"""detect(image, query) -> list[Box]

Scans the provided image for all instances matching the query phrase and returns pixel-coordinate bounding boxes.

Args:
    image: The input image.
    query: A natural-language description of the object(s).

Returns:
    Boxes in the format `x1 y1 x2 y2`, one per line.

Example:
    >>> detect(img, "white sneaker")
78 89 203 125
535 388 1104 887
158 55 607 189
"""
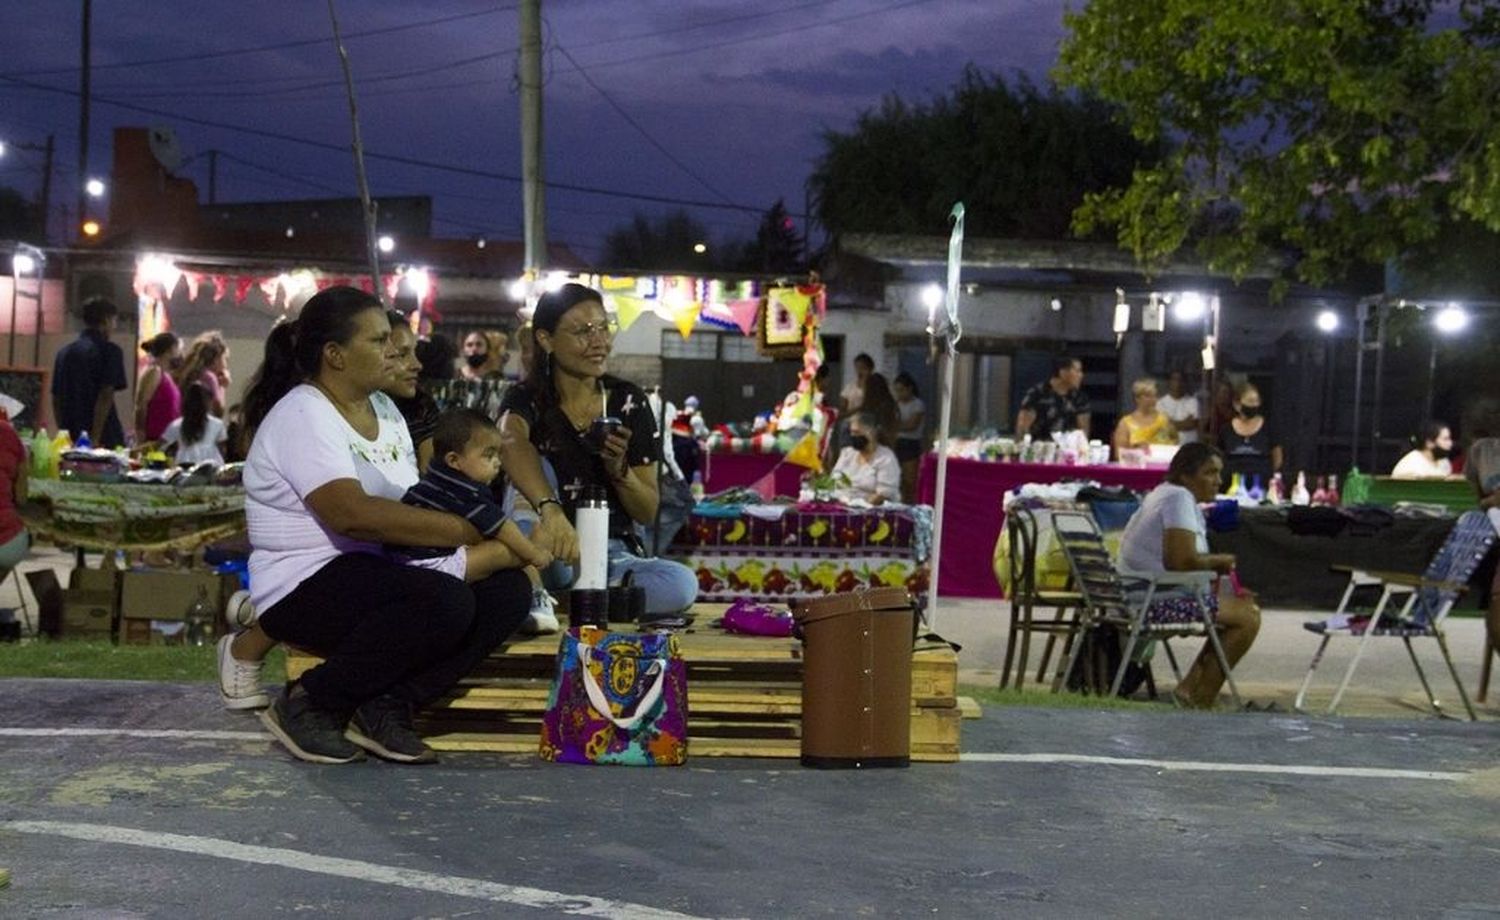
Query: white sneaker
522 590 560 635
217 634 269 710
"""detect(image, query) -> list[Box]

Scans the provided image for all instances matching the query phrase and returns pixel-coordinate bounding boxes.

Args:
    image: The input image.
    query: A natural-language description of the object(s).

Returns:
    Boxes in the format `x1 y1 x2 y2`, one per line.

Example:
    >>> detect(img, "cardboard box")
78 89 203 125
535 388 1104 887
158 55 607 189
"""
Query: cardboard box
121 618 190 646
25 570 63 637
61 590 115 638
119 569 235 624
69 554 120 595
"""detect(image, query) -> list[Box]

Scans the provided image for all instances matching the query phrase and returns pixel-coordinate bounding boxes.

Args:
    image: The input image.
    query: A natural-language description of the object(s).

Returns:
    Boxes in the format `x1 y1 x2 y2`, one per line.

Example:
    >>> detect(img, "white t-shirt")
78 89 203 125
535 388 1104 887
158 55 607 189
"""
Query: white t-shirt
896 396 926 442
1157 394 1200 444
832 445 901 503
841 380 865 412
162 415 226 465
1390 450 1452 479
245 385 418 612
1120 483 1207 577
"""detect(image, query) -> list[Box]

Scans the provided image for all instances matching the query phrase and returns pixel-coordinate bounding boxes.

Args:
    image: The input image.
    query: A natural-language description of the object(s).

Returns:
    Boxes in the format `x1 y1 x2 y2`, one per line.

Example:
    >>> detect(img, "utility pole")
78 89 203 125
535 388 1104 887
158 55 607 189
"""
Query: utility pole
519 0 545 275
77 0 92 239
38 135 55 243
207 149 218 204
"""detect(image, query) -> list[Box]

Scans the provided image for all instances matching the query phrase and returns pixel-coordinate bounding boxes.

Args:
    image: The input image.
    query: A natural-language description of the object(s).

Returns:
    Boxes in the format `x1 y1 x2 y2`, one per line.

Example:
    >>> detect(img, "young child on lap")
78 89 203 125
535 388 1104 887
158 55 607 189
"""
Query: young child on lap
397 408 552 581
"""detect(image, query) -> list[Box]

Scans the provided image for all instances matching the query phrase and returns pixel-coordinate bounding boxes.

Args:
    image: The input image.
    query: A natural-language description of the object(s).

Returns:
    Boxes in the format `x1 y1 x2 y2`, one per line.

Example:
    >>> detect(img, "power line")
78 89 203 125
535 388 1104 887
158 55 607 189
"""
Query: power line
0 4 515 79
551 39 736 207
0 74 785 216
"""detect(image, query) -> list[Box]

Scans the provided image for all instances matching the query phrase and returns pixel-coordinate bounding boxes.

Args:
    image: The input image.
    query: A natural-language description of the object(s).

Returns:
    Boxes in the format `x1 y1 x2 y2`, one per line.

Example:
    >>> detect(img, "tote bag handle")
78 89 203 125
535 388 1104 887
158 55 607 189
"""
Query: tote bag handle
577 644 669 730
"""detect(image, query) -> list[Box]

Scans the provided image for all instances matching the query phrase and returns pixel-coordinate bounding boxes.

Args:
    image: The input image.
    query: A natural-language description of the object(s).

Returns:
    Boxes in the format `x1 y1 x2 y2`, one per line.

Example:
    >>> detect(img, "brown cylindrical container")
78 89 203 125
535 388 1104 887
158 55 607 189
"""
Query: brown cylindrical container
793 587 914 769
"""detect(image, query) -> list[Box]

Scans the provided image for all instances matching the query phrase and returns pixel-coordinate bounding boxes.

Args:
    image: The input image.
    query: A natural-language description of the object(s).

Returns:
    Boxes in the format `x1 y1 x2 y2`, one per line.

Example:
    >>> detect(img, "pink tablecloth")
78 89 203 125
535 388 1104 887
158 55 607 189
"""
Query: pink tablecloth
916 455 1167 598
702 452 804 498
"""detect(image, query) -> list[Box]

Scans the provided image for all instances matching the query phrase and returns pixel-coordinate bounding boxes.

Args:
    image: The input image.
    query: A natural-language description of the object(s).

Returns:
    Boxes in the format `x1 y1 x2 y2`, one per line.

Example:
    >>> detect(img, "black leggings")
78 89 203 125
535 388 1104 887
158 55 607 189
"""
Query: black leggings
258 553 531 714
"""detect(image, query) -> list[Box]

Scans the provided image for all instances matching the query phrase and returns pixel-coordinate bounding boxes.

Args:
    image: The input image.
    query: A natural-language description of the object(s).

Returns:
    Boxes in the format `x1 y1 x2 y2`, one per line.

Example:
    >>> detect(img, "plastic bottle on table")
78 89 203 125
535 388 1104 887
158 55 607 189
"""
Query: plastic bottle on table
1267 472 1284 505
1291 472 1311 506
1325 474 1340 507
1246 474 1265 503
75 430 91 450
690 470 705 503
29 429 51 478
1311 475 1329 505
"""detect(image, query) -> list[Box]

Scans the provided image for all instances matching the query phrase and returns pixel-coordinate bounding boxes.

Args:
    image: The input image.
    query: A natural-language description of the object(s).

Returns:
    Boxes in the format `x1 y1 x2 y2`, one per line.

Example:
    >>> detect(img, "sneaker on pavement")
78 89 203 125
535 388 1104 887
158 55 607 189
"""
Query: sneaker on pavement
218 634 269 710
344 695 437 764
522 589 560 634
258 682 363 764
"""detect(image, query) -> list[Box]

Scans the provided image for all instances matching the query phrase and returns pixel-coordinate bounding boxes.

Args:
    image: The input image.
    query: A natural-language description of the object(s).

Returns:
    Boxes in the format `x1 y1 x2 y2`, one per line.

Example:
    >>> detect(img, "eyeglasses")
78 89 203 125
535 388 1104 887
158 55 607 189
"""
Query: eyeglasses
562 320 618 342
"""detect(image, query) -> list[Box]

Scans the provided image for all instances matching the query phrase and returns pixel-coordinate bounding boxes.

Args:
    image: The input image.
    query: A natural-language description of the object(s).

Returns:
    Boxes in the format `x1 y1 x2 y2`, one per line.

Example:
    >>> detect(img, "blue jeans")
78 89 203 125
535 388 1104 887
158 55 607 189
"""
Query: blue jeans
505 462 699 616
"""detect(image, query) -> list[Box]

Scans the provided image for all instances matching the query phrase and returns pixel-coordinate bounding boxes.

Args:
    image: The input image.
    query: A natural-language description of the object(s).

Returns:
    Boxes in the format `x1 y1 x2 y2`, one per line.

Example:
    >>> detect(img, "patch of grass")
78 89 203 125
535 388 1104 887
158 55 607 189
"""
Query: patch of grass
960 683 1168 712
0 639 287 684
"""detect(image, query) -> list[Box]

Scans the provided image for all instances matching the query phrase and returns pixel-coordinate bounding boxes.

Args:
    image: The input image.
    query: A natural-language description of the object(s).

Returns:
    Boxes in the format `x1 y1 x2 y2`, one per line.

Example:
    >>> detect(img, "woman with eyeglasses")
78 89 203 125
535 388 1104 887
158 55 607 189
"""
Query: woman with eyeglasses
498 283 698 619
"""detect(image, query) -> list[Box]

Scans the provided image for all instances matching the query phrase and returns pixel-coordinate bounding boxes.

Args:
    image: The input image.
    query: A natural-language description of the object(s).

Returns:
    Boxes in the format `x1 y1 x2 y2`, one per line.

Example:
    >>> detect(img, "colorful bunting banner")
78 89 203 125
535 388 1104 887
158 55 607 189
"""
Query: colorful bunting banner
611 294 648 332
784 432 822 472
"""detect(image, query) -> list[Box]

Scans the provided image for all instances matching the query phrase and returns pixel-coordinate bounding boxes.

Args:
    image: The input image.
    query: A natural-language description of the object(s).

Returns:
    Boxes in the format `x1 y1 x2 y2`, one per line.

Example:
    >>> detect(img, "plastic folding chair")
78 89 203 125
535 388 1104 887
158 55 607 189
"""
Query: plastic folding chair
1294 508 1499 720
999 506 1084 690
1052 511 1241 707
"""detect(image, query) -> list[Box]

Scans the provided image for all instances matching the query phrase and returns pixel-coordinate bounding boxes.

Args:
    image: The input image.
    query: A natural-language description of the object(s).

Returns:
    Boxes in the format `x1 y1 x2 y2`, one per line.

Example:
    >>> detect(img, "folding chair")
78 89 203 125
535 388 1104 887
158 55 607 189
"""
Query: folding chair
999 506 1084 690
1294 508 1498 720
1052 511 1241 707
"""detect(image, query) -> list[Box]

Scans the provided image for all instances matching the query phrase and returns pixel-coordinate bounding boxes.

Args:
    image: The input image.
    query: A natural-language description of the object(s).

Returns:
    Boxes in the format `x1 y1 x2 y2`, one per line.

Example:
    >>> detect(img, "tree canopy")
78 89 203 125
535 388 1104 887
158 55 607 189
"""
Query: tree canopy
600 210 714 272
808 67 1160 240
1056 0 1500 293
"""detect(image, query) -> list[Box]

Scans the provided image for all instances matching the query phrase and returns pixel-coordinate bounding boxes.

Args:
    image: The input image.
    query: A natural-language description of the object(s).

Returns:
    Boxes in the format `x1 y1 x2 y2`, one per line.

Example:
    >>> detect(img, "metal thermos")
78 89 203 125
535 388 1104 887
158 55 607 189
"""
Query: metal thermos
570 486 610 627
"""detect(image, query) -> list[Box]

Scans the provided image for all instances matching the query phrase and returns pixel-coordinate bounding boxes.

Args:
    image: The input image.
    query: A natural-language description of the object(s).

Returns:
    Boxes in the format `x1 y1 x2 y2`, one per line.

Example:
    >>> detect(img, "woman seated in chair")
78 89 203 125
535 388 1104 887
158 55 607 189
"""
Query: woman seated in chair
1119 442 1260 708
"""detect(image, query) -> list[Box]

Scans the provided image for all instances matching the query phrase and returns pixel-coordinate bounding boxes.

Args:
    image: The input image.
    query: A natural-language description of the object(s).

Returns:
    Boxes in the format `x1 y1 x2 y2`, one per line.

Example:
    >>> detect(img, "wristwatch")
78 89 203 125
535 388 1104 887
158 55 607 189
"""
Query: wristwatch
536 497 563 514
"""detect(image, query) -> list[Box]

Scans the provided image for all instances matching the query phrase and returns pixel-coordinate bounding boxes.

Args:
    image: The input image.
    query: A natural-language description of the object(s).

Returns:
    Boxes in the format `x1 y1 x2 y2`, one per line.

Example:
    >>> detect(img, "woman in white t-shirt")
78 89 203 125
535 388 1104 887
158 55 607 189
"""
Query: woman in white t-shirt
225 287 531 766
1390 420 1455 479
831 411 901 505
161 382 227 465
1119 442 1260 708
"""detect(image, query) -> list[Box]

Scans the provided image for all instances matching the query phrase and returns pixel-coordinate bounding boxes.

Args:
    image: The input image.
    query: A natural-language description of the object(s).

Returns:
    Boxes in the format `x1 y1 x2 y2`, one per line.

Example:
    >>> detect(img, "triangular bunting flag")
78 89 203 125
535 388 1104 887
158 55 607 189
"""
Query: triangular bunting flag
612 294 647 332
727 297 760 335
601 275 636 292
749 469 778 502
785 432 822 472
673 300 702 339
771 287 812 325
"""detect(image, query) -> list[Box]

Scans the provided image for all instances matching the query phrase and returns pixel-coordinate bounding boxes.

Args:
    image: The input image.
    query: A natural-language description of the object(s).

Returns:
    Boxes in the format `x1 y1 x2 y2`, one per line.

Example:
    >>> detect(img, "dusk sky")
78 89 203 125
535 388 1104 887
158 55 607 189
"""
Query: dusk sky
0 0 1070 263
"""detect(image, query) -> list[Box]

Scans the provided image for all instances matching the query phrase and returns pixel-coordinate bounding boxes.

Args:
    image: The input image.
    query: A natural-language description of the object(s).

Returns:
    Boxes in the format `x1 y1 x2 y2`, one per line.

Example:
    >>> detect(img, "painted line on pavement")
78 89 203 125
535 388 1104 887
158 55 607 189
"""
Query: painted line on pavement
959 752 1468 781
0 727 267 741
4 821 714 920
0 728 1469 782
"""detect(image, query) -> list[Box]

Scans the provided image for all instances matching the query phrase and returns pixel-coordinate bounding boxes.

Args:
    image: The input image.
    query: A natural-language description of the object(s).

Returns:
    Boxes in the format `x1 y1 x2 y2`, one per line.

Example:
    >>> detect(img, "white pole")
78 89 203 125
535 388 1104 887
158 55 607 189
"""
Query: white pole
923 203 965 629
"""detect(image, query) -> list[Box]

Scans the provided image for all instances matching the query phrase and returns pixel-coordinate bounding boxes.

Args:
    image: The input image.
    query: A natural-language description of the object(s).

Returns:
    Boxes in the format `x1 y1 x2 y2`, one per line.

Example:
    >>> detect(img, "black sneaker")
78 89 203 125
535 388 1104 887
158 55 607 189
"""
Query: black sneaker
345 694 438 764
258 682 364 764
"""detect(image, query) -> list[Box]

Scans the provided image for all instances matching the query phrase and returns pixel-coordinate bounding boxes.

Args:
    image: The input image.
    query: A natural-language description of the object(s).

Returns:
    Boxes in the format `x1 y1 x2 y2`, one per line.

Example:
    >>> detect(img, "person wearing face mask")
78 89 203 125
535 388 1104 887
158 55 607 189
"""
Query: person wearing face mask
831 411 901 505
458 331 502 381
1216 381 1282 489
1391 420 1456 479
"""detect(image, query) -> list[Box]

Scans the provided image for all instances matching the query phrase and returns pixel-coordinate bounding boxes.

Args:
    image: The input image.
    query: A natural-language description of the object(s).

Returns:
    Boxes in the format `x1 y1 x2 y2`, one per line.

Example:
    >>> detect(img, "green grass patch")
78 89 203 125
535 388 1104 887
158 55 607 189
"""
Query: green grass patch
0 639 287 684
960 683 1168 712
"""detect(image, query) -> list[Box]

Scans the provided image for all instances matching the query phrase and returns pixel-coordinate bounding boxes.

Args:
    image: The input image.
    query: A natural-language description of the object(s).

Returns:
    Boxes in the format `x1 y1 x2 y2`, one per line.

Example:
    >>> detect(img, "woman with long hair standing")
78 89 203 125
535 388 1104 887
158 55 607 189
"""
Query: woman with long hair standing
162 382 227 465
134 332 181 443
177 331 230 417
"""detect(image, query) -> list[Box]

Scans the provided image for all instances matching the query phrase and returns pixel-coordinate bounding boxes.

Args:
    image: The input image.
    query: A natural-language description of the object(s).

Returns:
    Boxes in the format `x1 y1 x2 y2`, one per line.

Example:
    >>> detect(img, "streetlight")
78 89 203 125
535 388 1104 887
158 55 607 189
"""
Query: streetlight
692 242 707 254
1316 309 1339 332
84 177 106 198
8 242 45 365
1172 290 1207 322
377 235 395 254
1426 303 1470 421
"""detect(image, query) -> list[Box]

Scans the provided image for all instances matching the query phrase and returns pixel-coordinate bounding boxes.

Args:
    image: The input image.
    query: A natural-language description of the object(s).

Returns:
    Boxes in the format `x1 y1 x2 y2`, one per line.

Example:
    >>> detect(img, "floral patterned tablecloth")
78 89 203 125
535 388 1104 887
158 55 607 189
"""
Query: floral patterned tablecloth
22 479 246 552
666 504 931 608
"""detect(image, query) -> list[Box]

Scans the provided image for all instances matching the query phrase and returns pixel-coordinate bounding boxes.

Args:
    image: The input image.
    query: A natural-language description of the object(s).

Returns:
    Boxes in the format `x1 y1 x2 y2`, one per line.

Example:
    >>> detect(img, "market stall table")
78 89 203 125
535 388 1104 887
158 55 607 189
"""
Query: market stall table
1207 506 1483 609
21 478 246 552
667 503 931 607
701 452 804 497
917 454 1167 598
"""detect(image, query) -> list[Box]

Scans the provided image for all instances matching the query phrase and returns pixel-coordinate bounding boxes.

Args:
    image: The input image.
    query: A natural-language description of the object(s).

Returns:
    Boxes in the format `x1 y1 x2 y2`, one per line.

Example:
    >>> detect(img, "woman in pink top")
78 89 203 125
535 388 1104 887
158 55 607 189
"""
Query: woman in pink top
134 332 181 442
177 332 230 417
0 415 29 586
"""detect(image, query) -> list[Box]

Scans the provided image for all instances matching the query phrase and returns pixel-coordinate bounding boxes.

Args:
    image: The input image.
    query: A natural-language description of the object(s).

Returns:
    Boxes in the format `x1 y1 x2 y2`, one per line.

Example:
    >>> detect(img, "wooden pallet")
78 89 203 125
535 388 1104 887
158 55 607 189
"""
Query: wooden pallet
285 615 975 762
